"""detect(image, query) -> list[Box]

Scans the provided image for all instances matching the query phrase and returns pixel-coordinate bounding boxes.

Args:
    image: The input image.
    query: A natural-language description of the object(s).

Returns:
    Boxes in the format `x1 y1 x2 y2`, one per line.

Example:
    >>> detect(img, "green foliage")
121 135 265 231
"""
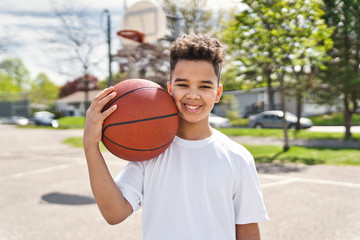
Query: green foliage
0 58 31 101
320 0 360 138
221 0 333 94
0 72 20 101
0 58 31 90
30 73 59 105
218 94 240 120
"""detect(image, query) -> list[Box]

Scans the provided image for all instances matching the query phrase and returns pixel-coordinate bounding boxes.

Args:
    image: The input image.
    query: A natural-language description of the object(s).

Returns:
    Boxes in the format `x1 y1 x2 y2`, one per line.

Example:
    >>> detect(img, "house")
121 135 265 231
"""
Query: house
56 90 101 116
213 87 340 118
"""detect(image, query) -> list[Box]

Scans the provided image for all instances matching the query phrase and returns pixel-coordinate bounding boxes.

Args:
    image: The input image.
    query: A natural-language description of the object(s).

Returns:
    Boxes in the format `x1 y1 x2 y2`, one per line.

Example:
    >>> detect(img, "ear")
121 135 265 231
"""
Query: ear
167 81 172 95
215 83 223 103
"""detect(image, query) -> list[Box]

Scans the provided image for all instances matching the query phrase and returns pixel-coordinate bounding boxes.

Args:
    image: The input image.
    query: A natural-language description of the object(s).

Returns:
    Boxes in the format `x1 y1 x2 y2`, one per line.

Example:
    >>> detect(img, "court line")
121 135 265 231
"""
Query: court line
261 174 360 189
0 156 125 181
0 161 84 180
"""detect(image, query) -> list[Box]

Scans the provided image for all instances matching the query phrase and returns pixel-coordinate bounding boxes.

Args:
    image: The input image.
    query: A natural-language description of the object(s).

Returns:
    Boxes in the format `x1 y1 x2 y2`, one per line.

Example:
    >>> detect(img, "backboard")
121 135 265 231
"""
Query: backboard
119 0 167 44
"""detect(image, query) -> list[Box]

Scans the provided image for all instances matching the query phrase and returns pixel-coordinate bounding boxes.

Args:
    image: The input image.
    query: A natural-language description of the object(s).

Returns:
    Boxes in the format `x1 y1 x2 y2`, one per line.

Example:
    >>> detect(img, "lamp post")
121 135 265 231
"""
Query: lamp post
103 9 113 87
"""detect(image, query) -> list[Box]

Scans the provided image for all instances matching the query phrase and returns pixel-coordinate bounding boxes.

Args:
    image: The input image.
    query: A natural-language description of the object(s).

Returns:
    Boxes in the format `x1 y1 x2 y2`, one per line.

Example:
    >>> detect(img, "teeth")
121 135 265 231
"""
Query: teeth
186 104 199 110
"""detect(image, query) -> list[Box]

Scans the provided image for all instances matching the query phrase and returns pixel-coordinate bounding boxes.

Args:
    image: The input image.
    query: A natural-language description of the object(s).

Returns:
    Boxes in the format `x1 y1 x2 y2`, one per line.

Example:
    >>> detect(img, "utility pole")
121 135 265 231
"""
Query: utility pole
104 9 113 87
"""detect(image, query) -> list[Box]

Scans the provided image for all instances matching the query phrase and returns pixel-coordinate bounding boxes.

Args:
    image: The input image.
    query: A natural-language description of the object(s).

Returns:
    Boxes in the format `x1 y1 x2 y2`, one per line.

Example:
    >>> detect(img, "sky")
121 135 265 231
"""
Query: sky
0 0 242 86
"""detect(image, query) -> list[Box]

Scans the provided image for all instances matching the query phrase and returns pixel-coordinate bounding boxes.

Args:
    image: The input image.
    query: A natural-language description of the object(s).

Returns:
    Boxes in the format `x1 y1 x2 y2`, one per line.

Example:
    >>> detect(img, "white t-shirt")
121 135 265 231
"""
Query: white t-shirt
115 130 268 240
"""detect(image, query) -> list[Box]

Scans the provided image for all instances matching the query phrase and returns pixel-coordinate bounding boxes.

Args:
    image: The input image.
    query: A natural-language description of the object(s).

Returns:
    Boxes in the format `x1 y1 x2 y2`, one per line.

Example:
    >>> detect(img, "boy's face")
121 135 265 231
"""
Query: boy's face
167 60 223 126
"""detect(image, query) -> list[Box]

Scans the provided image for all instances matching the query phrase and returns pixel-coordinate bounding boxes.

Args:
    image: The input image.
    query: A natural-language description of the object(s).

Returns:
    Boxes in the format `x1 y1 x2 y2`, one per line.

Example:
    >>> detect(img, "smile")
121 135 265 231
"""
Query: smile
184 104 201 111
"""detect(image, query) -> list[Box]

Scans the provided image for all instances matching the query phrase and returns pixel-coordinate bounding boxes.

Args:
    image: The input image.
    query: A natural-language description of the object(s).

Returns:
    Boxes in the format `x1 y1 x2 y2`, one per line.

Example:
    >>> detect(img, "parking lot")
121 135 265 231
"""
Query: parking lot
0 124 359 240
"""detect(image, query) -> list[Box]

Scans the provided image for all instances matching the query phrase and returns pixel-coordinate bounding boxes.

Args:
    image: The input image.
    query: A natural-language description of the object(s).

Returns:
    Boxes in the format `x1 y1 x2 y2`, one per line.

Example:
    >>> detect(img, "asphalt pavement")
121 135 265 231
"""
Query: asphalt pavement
0 124 359 240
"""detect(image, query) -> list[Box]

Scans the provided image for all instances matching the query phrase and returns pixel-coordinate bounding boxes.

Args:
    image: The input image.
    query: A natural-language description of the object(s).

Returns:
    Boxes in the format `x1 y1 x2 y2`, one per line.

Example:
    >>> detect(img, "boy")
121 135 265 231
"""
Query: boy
83 34 268 240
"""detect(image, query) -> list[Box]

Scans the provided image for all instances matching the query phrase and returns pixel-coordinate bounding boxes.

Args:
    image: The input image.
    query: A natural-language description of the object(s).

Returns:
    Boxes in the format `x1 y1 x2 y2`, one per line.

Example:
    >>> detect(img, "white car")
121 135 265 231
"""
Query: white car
209 113 231 128
1 116 29 126
248 110 312 129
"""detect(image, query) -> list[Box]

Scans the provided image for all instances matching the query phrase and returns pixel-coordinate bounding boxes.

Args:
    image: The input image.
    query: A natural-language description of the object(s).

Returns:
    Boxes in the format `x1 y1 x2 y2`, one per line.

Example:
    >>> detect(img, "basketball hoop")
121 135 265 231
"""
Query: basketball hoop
118 1 166 44
117 30 145 43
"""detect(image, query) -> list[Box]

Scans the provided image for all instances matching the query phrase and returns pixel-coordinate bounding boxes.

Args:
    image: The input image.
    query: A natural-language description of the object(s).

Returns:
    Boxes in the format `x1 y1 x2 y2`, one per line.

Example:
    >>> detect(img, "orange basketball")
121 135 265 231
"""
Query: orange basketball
102 79 179 161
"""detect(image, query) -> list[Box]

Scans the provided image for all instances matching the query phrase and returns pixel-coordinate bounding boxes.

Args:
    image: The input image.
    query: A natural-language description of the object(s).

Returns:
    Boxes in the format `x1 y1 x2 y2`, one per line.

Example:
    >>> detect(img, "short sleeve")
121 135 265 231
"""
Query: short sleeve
114 162 144 213
233 158 269 224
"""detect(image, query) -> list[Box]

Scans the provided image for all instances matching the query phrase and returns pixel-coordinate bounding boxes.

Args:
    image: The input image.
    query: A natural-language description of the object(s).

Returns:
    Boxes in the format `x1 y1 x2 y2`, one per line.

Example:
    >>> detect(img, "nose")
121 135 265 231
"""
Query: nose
185 88 200 99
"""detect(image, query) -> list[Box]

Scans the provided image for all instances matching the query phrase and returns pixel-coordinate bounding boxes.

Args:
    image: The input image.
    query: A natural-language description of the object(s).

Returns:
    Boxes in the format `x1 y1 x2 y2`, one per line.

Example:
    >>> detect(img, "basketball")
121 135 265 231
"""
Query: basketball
101 79 179 161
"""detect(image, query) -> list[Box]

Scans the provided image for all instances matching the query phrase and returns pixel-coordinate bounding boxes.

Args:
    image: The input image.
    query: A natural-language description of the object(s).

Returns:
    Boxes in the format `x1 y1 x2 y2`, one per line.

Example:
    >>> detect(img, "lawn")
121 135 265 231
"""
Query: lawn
61 115 360 166
218 128 360 141
64 134 360 166
244 145 360 166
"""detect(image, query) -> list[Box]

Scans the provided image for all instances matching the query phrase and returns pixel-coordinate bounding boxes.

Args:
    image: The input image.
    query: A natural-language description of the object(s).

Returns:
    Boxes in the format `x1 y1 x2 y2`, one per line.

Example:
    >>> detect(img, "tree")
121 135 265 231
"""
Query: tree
158 0 225 39
59 75 99 98
222 0 333 150
0 58 31 90
321 0 360 139
48 0 103 111
30 73 59 105
113 43 170 88
113 0 226 89
0 58 31 101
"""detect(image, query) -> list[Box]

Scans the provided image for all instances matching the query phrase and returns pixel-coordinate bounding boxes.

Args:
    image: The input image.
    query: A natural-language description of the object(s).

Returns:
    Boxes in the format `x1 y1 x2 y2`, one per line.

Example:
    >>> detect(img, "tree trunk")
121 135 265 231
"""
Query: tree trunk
344 95 352 139
296 90 302 131
265 70 274 110
84 73 90 115
280 74 289 151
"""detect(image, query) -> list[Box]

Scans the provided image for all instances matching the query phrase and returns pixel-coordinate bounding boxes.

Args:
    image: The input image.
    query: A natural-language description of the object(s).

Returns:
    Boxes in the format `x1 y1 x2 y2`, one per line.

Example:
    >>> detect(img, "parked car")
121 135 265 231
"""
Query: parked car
33 111 59 128
209 113 231 128
248 110 312 129
0 116 29 126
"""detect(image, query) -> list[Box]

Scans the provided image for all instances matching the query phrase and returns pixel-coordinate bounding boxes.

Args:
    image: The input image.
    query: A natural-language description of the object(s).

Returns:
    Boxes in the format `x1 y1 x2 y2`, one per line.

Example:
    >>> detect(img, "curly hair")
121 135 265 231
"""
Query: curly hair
170 34 225 83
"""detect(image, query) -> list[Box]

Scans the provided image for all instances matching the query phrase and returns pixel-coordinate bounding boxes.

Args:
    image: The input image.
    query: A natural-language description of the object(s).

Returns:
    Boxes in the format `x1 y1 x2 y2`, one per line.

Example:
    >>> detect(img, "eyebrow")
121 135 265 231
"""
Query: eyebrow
174 78 214 85
200 80 214 85
174 78 188 82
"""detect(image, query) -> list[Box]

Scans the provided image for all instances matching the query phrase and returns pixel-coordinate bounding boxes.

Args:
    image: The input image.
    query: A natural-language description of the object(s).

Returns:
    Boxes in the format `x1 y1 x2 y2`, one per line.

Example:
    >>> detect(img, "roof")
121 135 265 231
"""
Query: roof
56 90 102 103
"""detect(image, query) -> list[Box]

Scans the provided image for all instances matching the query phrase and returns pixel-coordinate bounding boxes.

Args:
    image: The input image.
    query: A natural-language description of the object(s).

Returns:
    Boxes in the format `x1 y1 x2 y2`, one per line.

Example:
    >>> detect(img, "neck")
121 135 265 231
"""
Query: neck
176 118 214 140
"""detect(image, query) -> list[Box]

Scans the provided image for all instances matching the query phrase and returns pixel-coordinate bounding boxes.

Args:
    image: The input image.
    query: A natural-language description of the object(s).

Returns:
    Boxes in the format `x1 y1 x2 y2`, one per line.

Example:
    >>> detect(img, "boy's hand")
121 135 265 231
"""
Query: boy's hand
83 86 117 147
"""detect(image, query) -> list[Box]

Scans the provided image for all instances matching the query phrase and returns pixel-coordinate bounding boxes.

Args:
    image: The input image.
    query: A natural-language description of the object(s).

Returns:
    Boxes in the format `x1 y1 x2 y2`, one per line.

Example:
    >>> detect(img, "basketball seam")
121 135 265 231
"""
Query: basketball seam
102 113 178 134
104 86 168 111
102 134 174 152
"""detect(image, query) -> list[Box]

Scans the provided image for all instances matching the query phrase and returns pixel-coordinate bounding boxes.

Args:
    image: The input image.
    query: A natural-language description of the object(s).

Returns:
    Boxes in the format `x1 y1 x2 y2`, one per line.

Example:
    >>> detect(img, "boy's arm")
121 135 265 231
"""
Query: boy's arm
236 223 261 240
83 87 132 225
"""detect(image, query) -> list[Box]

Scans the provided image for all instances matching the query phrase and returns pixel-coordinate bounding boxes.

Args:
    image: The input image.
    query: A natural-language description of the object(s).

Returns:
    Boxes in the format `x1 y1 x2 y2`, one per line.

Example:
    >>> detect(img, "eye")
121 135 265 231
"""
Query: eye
200 85 212 89
176 83 188 87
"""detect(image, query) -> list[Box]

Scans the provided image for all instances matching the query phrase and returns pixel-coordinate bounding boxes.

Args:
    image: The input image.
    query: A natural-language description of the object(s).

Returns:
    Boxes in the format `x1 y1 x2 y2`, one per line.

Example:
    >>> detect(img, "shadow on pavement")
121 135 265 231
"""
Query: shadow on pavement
256 163 305 174
41 192 96 205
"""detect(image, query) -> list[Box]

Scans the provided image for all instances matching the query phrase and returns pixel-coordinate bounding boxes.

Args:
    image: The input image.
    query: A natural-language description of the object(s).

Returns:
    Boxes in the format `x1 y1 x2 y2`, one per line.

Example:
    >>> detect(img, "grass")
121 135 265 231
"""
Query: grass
64 134 360 166
244 145 360 166
63 137 108 151
218 128 360 141
58 116 85 129
308 112 360 126
60 115 360 166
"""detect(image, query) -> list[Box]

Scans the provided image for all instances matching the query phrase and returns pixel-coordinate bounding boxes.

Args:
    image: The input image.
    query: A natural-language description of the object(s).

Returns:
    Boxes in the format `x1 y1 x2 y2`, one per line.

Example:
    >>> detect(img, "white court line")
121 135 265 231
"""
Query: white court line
0 156 126 181
261 174 360 189
0 160 84 180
